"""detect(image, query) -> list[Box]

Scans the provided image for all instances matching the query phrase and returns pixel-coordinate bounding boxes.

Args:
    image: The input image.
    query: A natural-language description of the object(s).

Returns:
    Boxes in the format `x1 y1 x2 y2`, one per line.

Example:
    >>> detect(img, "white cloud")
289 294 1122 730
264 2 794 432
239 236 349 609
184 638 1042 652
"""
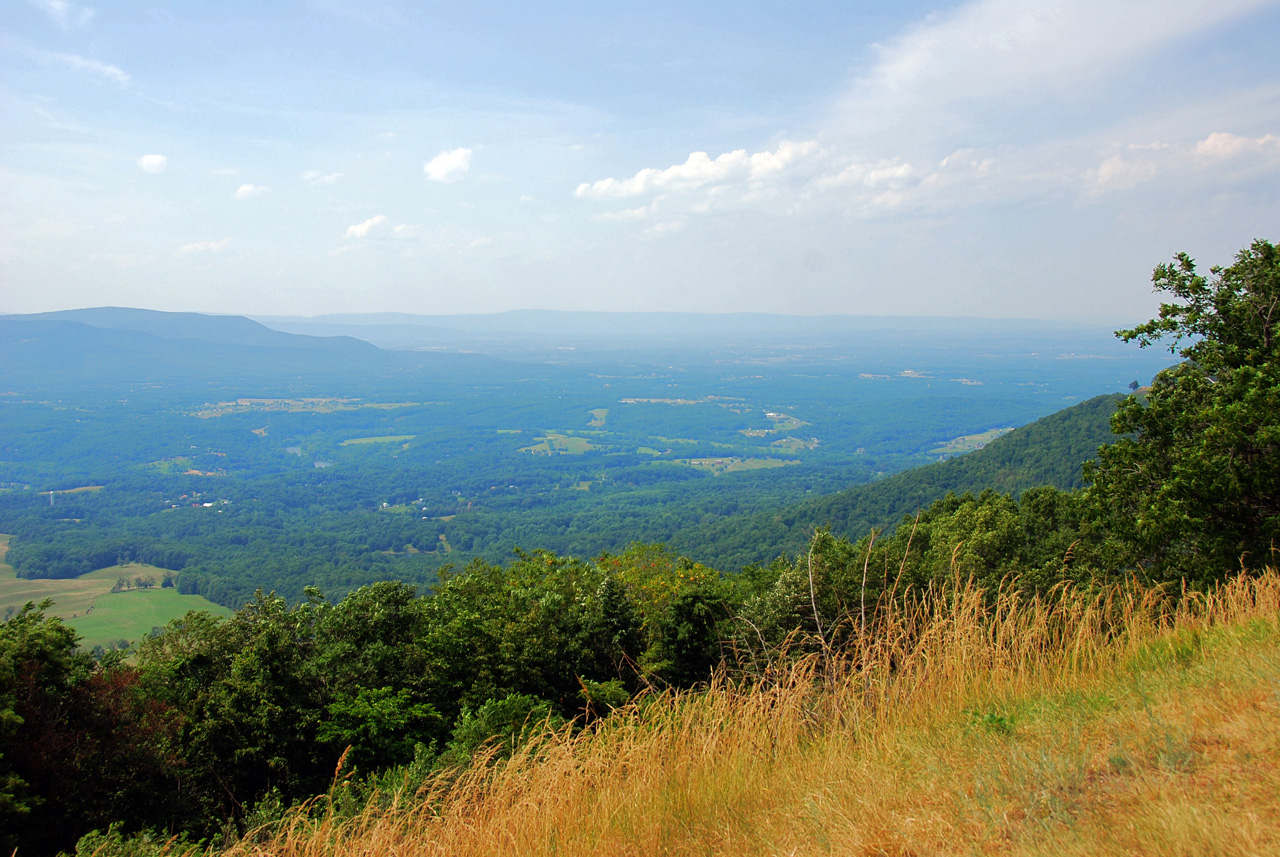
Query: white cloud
136 154 167 174
301 170 343 186
345 215 386 238
818 158 917 190
423 148 473 183
594 200 661 222
29 0 94 28
392 224 419 236
1087 129 1280 193
232 184 268 200
177 239 230 255
643 220 684 236
1092 154 1160 190
47 51 128 85
1194 131 1280 158
846 0 1276 117
575 140 817 199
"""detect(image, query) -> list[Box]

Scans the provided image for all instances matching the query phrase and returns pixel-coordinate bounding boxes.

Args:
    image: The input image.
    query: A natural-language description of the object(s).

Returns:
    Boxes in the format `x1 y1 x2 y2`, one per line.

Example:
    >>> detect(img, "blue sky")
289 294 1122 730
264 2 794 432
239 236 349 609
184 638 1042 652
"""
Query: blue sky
3 0 1279 321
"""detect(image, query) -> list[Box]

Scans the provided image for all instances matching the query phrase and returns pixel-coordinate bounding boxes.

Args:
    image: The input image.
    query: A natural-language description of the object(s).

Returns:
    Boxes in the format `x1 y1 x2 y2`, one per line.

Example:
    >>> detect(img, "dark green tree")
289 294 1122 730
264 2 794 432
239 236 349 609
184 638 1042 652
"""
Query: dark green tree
1086 239 1280 578
0 604 183 857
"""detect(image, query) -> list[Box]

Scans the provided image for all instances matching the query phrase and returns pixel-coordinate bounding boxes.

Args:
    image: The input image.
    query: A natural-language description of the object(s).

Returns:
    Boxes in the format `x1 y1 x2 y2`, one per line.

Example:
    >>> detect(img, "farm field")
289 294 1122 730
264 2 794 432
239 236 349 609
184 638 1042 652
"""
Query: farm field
0 551 232 649
340 434 416 446
519 433 600 454
929 426 1016 456
681 457 801 474
66 586 233 650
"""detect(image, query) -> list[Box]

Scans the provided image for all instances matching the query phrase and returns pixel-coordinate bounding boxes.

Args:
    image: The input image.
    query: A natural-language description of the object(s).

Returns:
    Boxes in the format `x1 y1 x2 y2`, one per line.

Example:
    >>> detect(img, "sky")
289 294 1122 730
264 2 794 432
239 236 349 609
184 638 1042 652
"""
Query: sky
2 0 1279 322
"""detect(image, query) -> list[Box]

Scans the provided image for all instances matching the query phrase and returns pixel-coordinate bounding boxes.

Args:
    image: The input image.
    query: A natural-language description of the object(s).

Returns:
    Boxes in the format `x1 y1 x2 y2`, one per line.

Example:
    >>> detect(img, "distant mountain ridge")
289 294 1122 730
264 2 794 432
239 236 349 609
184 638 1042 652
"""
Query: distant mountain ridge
0 307 386 391
257 309 1109 334
7 307 377 352
254 310 1120 352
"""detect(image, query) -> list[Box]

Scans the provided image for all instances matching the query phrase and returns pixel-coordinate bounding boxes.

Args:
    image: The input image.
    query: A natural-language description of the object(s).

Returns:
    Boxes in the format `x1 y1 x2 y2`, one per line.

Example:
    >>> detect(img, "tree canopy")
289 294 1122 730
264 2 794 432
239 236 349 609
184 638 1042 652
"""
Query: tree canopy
1086 239 1280 577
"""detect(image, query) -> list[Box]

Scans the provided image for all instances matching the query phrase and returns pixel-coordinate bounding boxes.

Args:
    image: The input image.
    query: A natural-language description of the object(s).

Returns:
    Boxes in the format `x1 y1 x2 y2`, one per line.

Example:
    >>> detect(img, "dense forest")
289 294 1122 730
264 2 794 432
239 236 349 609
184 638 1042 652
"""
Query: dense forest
0 240 1276 856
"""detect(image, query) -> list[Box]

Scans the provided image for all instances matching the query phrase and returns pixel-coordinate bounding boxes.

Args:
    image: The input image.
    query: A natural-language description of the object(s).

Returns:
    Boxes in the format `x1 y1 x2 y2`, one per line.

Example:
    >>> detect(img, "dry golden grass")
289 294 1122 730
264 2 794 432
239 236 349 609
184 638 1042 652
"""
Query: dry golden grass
219 571 1280 857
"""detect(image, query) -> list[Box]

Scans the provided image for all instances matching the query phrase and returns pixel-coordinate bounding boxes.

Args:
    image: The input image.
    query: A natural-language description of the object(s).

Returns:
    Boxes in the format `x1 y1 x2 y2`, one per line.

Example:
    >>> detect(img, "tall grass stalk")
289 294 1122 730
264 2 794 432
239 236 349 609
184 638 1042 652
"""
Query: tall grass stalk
222 570 1280 856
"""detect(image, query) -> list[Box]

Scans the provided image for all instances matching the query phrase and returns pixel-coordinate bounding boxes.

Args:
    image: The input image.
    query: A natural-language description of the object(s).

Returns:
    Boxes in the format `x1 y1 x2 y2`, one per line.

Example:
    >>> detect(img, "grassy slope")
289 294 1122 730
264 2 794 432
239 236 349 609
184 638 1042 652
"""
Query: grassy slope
66 586 233 649
0 551 232 648
234 570 1280 857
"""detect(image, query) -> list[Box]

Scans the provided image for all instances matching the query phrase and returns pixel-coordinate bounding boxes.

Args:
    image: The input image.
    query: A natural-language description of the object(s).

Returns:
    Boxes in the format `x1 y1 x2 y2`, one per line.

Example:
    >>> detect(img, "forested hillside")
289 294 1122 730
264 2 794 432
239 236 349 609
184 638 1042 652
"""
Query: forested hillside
669 392 1122 568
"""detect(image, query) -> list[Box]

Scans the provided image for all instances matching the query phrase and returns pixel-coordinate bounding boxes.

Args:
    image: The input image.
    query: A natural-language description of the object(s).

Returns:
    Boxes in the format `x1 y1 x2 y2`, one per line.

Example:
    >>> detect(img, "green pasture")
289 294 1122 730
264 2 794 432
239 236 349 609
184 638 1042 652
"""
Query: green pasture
0 554 231 649
148 457 194 474
341 434 416 446
765 413 807 431
678 458 801 475
519 433 599 455
928 427 1014 456
588 408 608 428
67 588 233 650
771 437 819 451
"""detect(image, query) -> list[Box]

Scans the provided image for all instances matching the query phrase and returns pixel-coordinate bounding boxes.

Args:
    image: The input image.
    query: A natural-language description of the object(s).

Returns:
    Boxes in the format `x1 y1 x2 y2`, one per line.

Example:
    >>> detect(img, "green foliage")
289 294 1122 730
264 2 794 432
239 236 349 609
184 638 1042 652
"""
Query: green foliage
672 394 1124 569
72 824 200 857
318 687 443 774
578 678 630 716
437 693 564 769
1087 240 1280 578
0 604 184 857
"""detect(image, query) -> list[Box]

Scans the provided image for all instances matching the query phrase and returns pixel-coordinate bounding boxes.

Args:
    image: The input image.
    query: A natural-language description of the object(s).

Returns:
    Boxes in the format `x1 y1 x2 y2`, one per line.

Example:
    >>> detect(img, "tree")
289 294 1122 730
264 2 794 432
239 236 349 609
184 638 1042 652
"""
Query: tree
1086 239 1280 578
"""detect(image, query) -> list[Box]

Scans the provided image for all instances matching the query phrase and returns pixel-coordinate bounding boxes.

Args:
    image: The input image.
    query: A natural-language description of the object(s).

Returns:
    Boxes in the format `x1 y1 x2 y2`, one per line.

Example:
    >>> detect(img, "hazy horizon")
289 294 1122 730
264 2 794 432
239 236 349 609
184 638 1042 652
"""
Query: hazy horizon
4 0 1278 322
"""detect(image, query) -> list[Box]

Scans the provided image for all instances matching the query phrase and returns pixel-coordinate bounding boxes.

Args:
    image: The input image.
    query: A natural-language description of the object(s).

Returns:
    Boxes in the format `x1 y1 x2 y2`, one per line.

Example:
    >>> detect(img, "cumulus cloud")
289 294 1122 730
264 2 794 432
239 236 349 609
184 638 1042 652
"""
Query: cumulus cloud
232 184 268 200
423 148 473 183
29 0 94 28
1194 131 1280 158
136 154 167 174
301 170 343 186
345 215 386 238
1088 130 1280 194
576 140 817 199
177 238 230 255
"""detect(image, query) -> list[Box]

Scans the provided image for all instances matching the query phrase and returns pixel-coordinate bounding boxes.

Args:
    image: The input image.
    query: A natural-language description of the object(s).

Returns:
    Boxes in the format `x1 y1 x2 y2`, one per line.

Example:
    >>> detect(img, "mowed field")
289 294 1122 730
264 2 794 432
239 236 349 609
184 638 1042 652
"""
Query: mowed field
0 539 232 649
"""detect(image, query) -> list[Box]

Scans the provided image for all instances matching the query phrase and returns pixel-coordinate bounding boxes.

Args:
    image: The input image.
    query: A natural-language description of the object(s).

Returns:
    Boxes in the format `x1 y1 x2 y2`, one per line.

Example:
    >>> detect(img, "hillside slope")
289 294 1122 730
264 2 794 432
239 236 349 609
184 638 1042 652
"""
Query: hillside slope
674 394 1122 568
210 572 1280 857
